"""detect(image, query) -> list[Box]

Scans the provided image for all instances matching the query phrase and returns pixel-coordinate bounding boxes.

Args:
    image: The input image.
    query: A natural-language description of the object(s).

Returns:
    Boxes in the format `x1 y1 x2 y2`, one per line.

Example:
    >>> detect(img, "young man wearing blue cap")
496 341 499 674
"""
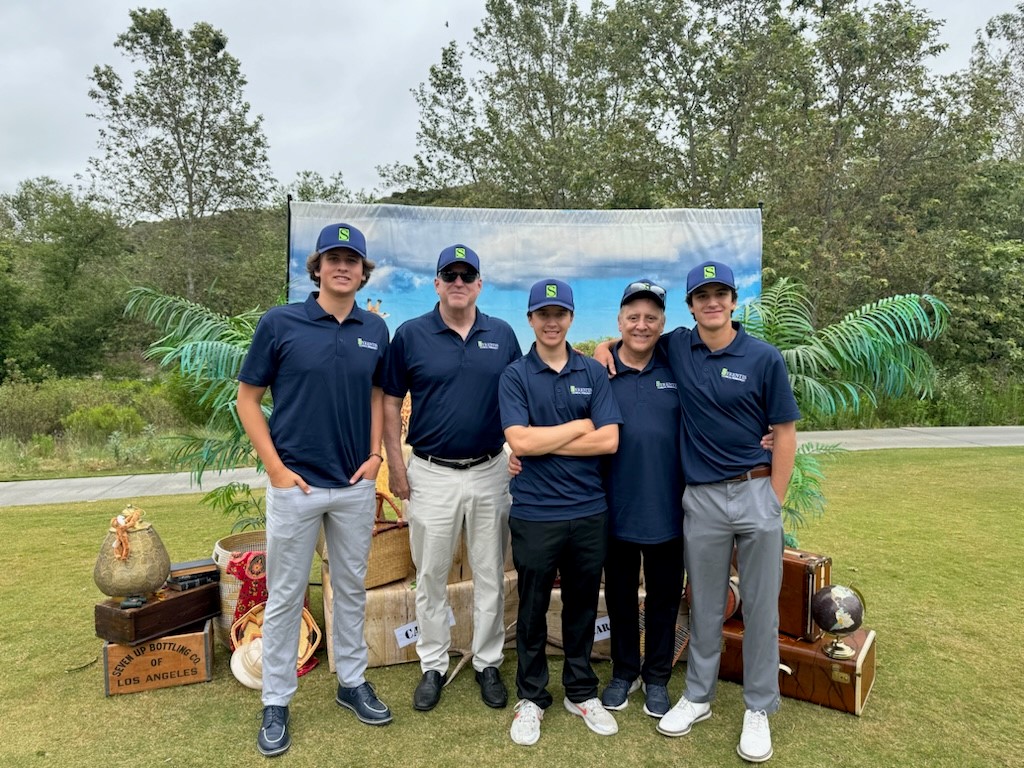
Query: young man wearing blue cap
499 279 623 746
598 279 685 720
238 222 393 757
383 244 521 713
595 261 798 762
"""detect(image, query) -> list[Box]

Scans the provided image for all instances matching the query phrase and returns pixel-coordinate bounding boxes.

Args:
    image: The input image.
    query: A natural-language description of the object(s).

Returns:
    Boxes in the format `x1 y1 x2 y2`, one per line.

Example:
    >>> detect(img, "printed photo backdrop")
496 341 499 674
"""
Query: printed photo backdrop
288 202 762 350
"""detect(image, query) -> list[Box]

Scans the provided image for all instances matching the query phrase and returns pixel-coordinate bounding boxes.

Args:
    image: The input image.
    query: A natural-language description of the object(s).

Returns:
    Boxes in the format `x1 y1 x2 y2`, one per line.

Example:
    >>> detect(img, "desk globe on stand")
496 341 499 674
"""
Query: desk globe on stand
810 584 865 659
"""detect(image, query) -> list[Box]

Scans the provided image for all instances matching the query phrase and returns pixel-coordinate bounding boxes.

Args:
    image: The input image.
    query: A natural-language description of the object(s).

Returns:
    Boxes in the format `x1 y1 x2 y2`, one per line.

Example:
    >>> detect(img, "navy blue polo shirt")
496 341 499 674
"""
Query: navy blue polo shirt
662 322 801 484
238 292 389 488
499 343 623 522
383 304 522 458
605 343 683 543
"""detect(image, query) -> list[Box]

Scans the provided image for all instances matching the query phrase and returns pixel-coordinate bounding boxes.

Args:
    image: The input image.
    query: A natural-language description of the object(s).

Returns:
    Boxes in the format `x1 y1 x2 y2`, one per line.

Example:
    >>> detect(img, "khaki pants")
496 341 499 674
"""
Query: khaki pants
406 453 511 674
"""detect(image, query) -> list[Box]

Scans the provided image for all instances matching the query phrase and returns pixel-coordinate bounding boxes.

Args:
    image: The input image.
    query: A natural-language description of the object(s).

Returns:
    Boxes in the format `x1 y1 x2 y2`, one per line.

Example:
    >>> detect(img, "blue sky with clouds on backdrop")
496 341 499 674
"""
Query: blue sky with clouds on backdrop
0 0 1017 199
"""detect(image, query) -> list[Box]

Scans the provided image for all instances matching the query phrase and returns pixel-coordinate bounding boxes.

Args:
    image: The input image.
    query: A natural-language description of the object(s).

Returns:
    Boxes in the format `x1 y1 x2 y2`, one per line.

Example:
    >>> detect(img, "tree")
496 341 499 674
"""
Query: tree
88 8 273 298
0 178 130 379
382 0 664 208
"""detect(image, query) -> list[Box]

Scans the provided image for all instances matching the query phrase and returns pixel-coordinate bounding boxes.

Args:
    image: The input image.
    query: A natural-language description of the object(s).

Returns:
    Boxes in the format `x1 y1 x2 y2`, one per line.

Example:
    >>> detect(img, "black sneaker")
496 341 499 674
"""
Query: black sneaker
336 681 393 725
257 705 290 757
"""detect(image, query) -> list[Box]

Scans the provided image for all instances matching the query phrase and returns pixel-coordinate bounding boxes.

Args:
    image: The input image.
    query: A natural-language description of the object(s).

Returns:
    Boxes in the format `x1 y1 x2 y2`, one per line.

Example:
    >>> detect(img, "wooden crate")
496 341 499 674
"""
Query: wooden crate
95 582 220 645
102 619 214 696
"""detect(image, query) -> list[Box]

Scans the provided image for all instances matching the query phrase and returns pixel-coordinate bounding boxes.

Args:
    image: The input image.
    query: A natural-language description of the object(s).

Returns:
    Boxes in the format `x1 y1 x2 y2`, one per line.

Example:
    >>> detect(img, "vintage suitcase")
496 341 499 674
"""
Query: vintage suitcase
95 582 220 645
103 619 214 696
718 619 876 715
779 547 832 641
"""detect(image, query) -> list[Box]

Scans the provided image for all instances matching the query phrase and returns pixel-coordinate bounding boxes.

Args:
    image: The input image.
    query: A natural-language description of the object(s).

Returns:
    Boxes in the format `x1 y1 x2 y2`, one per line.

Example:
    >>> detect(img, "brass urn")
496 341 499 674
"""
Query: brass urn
93 504 171 599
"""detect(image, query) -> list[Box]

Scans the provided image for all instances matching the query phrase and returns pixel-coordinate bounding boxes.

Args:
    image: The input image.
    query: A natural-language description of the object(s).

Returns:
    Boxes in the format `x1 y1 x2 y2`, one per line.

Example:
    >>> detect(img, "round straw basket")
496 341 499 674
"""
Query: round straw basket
212 529 267 648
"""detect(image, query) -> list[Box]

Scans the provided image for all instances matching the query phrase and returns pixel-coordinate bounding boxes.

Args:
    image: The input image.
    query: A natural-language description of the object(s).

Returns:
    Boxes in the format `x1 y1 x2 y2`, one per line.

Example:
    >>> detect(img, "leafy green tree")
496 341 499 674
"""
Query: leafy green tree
0 178 130 379
88 8 273 299
382 0 664 208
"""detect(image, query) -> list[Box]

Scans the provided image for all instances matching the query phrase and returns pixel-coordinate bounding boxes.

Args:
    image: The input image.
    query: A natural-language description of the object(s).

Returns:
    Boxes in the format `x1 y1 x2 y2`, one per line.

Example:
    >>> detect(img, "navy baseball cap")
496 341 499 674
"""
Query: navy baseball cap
620 278 666 309
316 223 367 259
528 279 574 312
437 244 480 273
686 261 736 296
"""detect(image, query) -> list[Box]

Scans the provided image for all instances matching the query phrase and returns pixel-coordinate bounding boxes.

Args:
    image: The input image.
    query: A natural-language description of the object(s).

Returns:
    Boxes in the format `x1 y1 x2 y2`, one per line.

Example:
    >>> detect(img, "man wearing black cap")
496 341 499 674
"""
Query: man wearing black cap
598 279 684 720
499 278 623 746
383 244 522 713
238 222 393 757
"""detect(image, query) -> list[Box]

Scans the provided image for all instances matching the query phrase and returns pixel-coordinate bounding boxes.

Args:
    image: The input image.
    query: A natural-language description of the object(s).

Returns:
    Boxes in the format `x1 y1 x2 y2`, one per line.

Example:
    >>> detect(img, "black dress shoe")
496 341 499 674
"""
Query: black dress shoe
475 666 508 709
413 670 445 711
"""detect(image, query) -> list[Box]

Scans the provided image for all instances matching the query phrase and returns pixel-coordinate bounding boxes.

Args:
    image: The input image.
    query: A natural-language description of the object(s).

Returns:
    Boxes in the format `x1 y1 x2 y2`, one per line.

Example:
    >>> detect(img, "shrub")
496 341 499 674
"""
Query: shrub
62 404 145 444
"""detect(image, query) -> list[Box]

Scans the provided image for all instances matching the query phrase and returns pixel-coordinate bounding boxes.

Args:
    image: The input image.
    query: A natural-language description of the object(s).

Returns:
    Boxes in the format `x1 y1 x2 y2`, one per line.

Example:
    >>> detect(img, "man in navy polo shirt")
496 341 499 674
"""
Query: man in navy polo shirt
499 278 623 746
238 222 392 757
657 261 799 763
598 279 684 720
383 244 521 713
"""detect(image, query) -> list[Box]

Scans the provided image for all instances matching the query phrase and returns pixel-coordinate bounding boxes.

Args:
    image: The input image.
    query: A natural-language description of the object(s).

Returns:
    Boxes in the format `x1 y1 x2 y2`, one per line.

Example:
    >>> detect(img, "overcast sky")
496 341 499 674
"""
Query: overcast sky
0 0 1016 199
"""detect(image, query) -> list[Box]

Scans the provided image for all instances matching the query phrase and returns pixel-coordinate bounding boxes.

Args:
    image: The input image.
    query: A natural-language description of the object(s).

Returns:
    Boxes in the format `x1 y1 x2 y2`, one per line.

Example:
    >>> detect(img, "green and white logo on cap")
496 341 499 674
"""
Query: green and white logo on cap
338 227 350 242
546 284 558 298
703 265 716 279
455 247 466 259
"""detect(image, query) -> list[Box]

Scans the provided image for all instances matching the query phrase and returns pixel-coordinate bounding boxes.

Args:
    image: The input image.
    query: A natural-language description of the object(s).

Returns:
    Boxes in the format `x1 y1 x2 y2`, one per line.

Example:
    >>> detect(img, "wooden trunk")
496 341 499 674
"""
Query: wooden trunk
779 547 832 641
102 619 214 696
719 619 876 715
94 582 220 645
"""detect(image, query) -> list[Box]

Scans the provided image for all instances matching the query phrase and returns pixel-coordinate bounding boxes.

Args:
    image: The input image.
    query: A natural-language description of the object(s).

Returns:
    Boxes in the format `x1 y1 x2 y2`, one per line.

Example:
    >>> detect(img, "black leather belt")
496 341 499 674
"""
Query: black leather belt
724 465 772 482
412 449 500 470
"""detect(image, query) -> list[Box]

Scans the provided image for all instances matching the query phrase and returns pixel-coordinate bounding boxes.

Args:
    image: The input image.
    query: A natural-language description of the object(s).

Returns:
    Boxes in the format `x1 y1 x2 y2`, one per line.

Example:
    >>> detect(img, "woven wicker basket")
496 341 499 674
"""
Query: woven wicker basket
364 493 412 589
212 529 266 648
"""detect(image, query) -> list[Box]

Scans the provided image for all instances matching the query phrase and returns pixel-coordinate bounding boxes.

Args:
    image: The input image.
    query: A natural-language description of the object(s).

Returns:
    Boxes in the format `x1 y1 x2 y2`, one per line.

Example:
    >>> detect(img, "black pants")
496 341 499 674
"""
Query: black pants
604 535 685 686
510 513 607 709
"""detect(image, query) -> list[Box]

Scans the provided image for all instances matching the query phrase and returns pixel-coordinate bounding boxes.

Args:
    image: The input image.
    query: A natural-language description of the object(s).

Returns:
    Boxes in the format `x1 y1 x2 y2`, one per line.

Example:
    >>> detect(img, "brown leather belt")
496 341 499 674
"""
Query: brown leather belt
724 465 772 483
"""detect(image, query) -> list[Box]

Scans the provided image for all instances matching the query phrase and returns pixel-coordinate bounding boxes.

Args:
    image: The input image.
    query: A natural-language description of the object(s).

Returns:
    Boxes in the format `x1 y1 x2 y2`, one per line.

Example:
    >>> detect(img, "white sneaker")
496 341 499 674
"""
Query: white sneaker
737 709 773 762
657 696 711 737
563 696 618 736
510 699 544 746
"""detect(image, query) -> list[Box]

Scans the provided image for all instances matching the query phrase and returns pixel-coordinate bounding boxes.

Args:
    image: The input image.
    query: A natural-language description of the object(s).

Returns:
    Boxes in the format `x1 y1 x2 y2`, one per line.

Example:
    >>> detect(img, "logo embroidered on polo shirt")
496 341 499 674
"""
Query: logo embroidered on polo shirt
720 367 747 382
569 385 592 396
655 380 678 390
477 341 499 350
357 338 379 350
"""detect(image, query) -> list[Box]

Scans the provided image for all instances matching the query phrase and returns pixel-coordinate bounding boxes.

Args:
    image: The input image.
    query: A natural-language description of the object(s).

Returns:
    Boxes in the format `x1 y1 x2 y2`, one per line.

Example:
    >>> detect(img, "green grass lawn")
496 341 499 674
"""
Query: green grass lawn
1 447 1021 767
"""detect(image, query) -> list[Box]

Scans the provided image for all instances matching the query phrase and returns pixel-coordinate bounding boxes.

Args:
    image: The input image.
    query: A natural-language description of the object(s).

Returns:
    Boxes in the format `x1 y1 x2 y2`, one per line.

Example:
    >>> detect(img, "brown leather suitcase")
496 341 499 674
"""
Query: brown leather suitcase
779 547 831 641
718 619 877 715
95 583 220 645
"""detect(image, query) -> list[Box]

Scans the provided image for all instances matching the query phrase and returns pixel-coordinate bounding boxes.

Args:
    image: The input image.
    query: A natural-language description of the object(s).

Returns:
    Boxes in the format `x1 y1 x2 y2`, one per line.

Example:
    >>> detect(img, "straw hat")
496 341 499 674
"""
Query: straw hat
230 603 321 670
230 636 264 690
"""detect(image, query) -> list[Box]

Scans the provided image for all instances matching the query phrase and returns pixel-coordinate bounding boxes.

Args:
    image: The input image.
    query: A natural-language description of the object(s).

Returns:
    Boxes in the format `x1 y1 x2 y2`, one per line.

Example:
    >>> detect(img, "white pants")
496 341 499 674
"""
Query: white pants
261 480 375 706
406 453 511 674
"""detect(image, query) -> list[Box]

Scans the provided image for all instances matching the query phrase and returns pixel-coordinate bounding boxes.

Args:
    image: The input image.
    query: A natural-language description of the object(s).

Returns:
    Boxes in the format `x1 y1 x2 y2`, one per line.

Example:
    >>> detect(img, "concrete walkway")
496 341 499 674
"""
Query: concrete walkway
0 426 1021 508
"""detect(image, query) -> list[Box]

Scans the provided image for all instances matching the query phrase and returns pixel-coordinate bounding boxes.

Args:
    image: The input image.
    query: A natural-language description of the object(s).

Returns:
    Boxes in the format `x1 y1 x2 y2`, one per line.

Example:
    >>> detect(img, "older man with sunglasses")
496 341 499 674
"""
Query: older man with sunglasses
383 245 522 713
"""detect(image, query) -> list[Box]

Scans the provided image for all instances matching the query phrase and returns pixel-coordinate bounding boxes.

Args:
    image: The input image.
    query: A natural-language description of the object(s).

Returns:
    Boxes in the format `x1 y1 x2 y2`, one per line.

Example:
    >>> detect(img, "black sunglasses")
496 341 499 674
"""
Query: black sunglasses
624 281 666 300
438 269 480 284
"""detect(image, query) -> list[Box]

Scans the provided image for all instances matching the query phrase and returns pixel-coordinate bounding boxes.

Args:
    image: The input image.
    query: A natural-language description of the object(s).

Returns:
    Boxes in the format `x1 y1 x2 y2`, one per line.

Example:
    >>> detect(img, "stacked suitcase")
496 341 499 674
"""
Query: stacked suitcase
719 547 876 715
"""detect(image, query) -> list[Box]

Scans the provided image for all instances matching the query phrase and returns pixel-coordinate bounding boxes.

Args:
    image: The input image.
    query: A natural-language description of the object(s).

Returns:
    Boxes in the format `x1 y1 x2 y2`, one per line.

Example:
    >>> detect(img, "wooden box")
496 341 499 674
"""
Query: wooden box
102 619 214 696
322 562 519 670
718 619 876 715
95 583 220 645
779 547 832 641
